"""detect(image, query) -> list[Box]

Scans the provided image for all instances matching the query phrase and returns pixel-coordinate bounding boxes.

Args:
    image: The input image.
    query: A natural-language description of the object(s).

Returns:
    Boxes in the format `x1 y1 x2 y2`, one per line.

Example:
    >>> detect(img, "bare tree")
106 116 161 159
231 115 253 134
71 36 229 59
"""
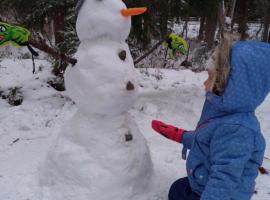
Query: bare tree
229 0 237 31
238 0 248 40
198 16 206 41
262 0 270 42
205 14 218 48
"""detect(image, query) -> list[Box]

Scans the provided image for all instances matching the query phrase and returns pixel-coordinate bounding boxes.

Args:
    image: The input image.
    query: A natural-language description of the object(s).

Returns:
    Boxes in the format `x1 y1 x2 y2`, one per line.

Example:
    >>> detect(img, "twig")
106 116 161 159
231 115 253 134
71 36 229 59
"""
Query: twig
134 33 172 65
264 156 270 161
9 138 20 146
2 20 77 66
22 136 48 141
255 22 263 38
9 136 48 146
29 37 77 66
259 166 270 175
134 39 166 65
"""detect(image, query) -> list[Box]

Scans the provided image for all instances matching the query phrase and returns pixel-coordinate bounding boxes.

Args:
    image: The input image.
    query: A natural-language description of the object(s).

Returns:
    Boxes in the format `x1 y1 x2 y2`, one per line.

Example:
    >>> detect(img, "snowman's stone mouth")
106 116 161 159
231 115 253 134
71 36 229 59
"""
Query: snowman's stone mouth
126 81 135 91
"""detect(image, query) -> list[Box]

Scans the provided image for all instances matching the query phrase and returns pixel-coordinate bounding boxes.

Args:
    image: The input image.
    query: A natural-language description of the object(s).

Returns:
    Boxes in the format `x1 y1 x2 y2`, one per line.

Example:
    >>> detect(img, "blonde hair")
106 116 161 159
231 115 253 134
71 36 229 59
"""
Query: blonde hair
208 33 239 95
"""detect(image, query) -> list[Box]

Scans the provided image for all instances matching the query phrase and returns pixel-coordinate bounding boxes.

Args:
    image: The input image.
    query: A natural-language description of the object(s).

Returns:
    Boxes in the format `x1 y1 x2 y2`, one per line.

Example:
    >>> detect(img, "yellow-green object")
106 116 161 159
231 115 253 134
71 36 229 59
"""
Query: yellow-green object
0 22 30 47
164 33 188 58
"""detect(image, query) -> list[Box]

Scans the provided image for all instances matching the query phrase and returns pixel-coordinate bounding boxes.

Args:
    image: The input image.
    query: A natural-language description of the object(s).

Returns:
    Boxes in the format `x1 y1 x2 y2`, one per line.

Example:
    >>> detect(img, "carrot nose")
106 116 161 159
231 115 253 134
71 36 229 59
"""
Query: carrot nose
121 7 147 17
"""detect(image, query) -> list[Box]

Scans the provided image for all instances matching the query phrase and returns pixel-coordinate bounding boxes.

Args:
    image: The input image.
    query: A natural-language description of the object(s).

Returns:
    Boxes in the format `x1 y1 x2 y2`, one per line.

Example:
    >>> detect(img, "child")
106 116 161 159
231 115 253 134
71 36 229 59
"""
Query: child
152 35 270 200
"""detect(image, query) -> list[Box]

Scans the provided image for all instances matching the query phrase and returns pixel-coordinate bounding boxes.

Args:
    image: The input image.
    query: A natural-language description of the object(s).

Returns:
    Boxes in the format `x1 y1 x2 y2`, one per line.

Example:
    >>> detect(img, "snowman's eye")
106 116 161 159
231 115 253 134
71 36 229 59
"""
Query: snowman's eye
118 50 127 61
0 26 6 32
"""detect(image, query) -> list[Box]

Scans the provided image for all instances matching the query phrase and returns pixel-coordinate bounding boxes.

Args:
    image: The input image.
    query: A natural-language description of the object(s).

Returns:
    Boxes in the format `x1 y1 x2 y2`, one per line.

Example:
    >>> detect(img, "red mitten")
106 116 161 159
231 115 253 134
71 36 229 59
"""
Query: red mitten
152 120 185 143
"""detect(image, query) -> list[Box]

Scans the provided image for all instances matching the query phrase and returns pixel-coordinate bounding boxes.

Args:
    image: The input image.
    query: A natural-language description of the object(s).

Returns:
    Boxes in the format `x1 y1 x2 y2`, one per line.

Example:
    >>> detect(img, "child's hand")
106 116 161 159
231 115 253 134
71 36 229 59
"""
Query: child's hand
151 120 185 143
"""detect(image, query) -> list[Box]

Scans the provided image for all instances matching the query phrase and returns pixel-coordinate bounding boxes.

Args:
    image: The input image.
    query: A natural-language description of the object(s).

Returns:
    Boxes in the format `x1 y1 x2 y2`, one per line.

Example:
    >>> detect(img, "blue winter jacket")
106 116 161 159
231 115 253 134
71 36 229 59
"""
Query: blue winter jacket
182 41 270 200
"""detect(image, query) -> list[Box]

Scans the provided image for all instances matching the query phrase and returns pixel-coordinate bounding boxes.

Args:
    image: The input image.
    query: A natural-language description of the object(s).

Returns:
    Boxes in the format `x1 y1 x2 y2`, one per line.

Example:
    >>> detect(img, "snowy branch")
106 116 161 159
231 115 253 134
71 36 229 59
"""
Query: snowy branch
134 34 171 65
29 36 77 66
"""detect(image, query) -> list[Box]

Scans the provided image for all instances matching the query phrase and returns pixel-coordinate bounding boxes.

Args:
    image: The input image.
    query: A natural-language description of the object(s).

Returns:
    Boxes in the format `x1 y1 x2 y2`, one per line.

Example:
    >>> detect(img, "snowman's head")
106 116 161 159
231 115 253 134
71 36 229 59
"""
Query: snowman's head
76 0 147 42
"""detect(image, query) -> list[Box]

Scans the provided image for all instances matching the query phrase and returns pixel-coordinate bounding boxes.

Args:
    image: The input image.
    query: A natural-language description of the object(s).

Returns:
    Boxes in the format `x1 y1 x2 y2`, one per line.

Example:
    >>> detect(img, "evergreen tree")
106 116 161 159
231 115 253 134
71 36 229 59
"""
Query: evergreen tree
0 0 79 73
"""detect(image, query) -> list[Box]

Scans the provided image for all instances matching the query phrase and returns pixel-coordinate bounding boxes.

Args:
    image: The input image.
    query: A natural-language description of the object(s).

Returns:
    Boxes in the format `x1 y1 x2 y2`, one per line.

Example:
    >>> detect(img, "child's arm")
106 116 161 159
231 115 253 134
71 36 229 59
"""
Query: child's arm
201 124 256 200
151 120 193 145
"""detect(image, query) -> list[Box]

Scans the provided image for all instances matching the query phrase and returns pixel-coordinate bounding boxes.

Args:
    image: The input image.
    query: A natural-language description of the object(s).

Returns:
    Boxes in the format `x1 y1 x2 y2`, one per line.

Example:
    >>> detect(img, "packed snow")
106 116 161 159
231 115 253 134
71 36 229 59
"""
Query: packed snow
0 1 269 198
39 1 154 199
0 59 269 200
76 0 131 42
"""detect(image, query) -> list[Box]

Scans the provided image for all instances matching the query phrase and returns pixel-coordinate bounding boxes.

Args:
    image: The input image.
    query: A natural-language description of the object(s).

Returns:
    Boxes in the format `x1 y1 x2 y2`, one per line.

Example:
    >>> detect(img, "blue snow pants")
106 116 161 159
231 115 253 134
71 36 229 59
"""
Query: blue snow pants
168 177 200 200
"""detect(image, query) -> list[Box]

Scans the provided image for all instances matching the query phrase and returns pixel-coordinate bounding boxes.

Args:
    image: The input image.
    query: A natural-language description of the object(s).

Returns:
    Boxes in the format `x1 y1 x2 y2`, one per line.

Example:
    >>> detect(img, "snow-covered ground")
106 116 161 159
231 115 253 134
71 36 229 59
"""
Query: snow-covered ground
0 59 269 199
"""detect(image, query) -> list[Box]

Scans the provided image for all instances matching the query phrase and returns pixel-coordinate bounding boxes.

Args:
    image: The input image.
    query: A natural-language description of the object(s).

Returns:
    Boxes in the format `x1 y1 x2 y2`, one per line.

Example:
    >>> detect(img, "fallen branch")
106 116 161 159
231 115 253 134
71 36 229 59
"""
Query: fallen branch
259 166 270 175
264 156 270 161
134 33 172 65
29 37 77 66
134 39 166 65
9 138 20 146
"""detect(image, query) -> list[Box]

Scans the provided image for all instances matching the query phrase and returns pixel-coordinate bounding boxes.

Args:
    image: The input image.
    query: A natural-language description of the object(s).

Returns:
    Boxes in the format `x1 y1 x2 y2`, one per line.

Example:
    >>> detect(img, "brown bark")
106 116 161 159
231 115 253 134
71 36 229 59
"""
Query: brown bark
198 16 205 41
142 14 151 50
205 14 218 49
230 0 237 21
181 18 189 39
238 0 248 40
29 37 77 66
134 38 167 65
262 1 270 42
217 1 226 40
53 10 65 45
159 1 169 38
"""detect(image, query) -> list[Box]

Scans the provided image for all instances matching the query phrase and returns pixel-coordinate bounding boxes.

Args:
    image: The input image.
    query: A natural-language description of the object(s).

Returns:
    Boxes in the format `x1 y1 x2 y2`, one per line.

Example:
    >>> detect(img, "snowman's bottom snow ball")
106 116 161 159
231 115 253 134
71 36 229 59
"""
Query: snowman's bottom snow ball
39 113 153 200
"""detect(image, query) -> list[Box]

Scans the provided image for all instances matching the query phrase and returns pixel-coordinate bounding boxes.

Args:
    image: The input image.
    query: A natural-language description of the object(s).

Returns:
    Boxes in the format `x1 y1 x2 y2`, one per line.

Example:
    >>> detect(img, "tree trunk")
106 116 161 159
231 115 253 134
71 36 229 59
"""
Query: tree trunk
142 13 151 50
205 14 218 49
159 1 169 38
230 0 237 20
181 18 189 38
198 16 205 41
53 9 65 46
238 0 248 40
218 1 226 40
262 1 270 42
229 0 237 31
262 17 270 42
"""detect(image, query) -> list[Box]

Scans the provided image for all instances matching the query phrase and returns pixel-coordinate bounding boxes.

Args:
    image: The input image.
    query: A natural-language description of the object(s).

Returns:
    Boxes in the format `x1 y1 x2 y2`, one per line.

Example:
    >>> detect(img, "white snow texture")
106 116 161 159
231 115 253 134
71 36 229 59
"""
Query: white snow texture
76 0 131 42
40 1 153 200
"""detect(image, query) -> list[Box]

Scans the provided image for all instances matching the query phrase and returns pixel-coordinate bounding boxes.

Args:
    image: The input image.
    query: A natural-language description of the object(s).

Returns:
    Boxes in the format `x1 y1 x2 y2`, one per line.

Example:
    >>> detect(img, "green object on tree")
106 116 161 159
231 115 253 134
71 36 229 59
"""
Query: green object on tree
164 33 188 58
0 22 30 47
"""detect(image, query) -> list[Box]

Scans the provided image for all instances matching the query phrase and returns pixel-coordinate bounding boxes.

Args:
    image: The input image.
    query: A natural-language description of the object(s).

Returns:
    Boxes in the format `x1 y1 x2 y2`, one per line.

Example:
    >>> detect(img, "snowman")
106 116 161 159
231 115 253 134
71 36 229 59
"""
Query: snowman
39 1 153 200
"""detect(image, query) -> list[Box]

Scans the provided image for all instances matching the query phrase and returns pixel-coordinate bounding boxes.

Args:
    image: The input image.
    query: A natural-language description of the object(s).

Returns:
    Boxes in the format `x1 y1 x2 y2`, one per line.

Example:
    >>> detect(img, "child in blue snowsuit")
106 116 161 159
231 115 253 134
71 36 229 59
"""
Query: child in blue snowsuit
152 40 270 200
